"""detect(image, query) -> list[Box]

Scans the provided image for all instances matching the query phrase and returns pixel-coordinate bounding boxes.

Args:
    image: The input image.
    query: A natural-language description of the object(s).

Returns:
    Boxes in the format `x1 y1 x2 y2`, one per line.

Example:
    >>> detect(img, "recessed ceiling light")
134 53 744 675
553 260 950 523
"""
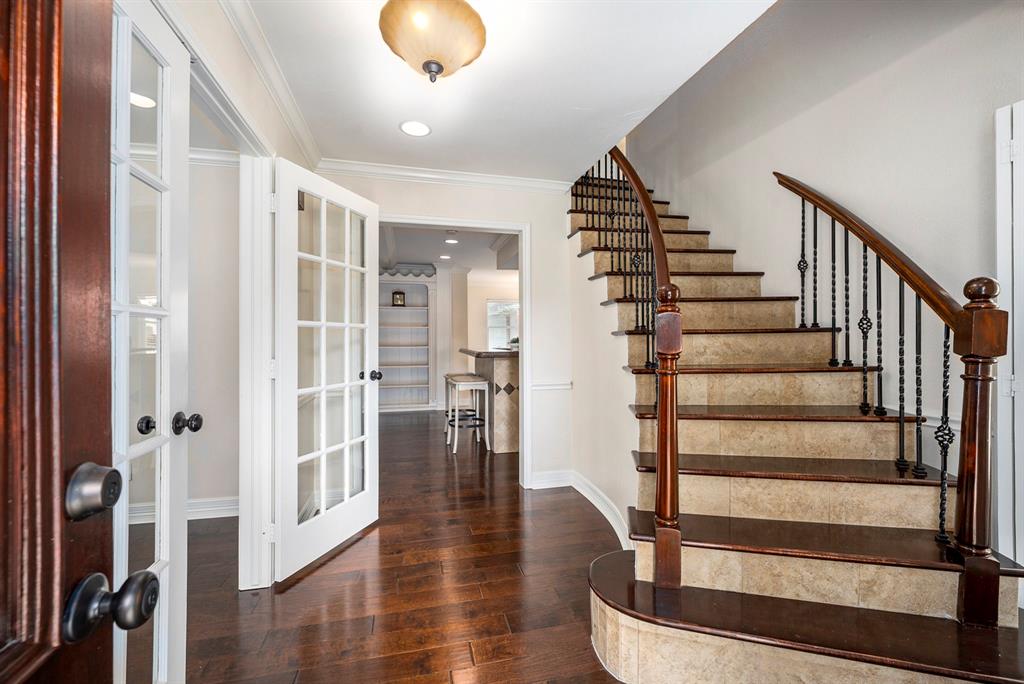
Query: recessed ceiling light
445 238 459 244
130 92 156 109
439 255 451 260
400 120 431 137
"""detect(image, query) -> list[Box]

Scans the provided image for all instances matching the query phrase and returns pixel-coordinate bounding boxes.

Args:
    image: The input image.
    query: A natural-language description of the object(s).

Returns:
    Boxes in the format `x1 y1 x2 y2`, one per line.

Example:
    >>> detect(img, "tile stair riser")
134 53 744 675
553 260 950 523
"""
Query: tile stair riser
638 419 917 460
632 543 1020 628
577 230 708 251
571 196 669 214
635 472 953 529
627 331 834 366
616 300 795 331
605 273 762 299
572 212 690 231
593 250 732 273
634 370 873 405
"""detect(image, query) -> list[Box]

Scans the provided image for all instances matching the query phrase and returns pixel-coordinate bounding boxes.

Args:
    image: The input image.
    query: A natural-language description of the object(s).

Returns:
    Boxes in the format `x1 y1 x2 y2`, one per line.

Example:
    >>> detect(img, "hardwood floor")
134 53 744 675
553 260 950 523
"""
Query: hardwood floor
182 411 619 683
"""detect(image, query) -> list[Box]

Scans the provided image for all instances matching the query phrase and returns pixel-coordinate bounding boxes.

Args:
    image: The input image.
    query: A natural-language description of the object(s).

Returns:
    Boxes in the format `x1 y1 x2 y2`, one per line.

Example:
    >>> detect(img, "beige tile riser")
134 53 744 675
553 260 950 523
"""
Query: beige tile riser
634 371 872 405
639 420 917 460
635 472 953 529
605 273 762 299
628 331 833 366
571 196 670 214
571 212 689 231
577 229 708 251
592 591 965 683
592 250 733 274
616 300 794 331
633 544 1020 628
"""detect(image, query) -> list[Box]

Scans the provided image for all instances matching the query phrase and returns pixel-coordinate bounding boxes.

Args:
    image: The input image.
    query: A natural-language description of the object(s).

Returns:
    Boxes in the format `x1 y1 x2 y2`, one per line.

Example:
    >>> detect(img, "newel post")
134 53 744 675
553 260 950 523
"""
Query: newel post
653 283 682 588
953 277 1008 626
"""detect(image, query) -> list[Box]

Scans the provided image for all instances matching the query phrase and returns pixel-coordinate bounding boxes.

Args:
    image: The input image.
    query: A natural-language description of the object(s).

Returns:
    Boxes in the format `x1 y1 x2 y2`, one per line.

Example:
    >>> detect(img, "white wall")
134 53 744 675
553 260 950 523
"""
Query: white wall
467 269 520 356
318 172 573 478
188 162 240 503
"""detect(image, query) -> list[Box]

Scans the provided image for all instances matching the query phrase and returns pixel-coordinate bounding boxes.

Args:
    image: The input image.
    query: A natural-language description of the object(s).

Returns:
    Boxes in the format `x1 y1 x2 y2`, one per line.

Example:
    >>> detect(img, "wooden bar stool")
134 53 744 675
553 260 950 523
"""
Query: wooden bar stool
446 374 490 454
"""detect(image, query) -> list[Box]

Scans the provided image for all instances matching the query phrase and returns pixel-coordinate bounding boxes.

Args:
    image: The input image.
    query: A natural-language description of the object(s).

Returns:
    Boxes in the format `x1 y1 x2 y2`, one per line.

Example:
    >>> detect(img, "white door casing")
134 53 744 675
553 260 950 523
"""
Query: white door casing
274 158 380 581
111 0 190 681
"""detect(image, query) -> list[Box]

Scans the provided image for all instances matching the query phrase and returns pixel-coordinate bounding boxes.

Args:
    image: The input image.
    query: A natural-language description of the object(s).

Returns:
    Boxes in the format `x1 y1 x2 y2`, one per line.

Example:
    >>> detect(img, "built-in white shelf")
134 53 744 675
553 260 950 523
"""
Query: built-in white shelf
381 363 429 368
380 305 428 310
379 279 433 410
381 384 429 389
380 324 428 329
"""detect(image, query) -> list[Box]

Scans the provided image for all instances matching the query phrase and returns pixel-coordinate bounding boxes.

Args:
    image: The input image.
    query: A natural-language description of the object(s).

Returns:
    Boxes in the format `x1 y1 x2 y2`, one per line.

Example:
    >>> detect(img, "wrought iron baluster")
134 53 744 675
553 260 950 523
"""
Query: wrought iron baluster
859 242 872 414
829 218 838 366
896 279 909 471
935 325 953 542
842 228 852 366
798 200 808 327
913 295 926 478
612 161 620 275
812 207 819 327
873 255 886 416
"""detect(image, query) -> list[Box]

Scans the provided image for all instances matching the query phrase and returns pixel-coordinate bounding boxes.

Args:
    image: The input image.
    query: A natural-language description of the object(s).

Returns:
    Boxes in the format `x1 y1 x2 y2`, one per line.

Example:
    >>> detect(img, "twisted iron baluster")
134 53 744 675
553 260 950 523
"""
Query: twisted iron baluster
913 295 927 479
829 218 838 366
842 228 852 366
812 207 819 327
859 242 872 414
896 279 909 471
873 255 886 416
798 200 808 327
935 325 953 542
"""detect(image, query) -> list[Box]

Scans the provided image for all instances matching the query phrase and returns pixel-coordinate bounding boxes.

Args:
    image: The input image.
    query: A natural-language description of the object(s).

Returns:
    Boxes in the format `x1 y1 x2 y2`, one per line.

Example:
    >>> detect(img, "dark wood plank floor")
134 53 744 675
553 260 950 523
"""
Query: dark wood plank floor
184 411 619 683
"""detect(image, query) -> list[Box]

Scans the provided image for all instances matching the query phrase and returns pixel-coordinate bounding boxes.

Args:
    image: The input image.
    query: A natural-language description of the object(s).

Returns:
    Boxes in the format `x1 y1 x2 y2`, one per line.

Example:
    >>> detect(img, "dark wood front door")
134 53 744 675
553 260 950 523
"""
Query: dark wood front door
1 0 114 681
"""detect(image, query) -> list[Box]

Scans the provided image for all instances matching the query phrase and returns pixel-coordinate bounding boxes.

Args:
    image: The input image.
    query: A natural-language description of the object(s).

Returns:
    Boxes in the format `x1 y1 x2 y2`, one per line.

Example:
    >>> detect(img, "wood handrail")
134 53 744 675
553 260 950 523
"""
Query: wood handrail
610 148 671 291
773 172 1007 359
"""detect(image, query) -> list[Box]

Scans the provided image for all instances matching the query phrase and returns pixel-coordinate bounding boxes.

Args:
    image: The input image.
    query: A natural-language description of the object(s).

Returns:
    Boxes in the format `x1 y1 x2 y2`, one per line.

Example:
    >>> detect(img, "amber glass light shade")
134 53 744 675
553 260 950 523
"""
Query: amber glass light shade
379 0 486 82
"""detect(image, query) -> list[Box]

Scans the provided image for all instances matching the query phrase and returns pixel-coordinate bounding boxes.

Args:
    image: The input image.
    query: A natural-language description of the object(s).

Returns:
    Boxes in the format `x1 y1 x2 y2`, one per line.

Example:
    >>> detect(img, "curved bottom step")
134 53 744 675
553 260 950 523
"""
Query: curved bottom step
589 550 1024 683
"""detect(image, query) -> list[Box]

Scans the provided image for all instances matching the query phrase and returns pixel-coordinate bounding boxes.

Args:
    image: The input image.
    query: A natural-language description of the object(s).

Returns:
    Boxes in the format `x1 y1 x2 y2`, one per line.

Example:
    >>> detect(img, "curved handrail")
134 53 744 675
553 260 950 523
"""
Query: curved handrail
774 172 1005 357
610 147 672 293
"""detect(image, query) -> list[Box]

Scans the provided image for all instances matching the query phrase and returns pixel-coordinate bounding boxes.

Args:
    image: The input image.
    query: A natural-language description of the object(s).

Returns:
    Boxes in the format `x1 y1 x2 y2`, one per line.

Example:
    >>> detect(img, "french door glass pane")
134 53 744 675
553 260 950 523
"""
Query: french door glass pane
325 202 345 262
325 265 346 323
350 386 364 440
129 175 161 307
350 271 365 324
348 442 365 497
349 328 365 382
127 450 159 573
297 393 321 457
129 34 160 175
297 259 321 322
325 390 345 448
126 623 155 684
325 450 345 510
129 316 160 446
297 457 321 524
297 327 320 389
325 328 345 385
350 213 365 267
298 192 321 256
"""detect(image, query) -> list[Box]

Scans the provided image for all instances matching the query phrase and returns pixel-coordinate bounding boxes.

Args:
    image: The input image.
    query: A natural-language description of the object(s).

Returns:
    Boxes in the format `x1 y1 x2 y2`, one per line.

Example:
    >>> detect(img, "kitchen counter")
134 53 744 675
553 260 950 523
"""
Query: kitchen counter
458 348 519 453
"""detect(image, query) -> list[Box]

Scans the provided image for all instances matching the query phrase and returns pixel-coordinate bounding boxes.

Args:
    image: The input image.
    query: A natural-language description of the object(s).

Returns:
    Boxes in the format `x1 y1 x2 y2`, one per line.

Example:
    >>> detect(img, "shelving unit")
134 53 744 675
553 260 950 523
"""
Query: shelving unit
379 276 435 411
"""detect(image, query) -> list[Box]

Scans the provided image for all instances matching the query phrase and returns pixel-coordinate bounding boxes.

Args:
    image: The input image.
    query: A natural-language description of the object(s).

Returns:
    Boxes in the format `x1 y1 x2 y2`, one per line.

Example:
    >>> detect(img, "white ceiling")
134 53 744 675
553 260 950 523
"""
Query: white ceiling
243 0 772 180
381 224 516 271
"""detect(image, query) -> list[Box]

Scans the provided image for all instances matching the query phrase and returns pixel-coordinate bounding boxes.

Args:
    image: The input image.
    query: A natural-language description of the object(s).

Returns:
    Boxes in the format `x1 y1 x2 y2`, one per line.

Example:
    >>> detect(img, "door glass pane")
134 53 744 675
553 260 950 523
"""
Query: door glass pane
350 270 365 324
129 34 160 176
325 389 345 448
350 213 365 267
325 449 345 511
350 386 364 440
325 265 346 323
127 450 158 572
129 316 160 446
297 393 321 457
326 202 345 262
297 457 321 524
349 442 365 497
298 259 321 322
126 623 155 684
298 192 321 256
350 328 365 382
326 328 345 386
129 175 161 307
298 327 320 389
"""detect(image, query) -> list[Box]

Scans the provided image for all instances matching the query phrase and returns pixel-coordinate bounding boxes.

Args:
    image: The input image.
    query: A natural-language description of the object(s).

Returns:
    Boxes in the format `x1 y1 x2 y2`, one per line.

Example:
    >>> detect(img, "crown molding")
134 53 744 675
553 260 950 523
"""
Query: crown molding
317 158 572 194
217 0 320 167
190 147 241 167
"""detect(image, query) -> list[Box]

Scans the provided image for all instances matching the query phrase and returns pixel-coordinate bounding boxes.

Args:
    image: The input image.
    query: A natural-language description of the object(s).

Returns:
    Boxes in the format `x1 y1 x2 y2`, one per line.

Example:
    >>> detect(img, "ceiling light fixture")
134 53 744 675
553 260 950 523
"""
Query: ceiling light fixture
439 255 452 260
400 120 431 137
379 0 486 83
445 238 459 244
130 92 156 109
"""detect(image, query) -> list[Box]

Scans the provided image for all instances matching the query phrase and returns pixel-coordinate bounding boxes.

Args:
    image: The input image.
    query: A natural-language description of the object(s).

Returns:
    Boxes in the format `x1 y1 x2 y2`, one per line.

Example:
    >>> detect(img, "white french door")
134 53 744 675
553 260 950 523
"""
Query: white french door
111 1 190 682
274 159 381 581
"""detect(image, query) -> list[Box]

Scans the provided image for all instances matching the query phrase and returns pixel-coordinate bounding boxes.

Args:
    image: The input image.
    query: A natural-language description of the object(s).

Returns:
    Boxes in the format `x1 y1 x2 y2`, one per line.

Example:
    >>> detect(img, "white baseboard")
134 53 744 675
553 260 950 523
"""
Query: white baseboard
129 496 239 524
527 469 631 551
528 469 574 489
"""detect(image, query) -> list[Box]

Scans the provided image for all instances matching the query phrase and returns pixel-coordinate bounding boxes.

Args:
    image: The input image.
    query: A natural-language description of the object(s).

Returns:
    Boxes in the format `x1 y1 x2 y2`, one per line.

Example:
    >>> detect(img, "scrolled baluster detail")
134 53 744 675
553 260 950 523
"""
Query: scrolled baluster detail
858 242 872 414
935 324 953 543
798 199 808 328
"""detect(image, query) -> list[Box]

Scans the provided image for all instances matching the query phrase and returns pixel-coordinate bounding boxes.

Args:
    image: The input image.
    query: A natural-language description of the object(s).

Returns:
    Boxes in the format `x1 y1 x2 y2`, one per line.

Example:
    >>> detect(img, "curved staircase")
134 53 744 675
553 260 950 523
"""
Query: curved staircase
571 149 1024 682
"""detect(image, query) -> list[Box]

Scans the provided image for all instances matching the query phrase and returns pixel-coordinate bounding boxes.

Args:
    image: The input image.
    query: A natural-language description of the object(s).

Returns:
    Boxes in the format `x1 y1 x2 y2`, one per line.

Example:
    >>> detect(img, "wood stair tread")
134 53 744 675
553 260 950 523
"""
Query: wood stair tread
580 246 735 257
568 225 710 237
631 451 953 486
614 326 839 336
630 403 914 422
590 270 764 280
627 362 878 374
590 550 1024 683
568 208 688 219
602 295 797 306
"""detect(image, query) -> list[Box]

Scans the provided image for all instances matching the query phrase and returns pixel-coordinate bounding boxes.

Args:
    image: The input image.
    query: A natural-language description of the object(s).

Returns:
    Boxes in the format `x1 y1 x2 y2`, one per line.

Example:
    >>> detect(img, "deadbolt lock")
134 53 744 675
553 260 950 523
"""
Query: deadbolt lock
65 462 122 521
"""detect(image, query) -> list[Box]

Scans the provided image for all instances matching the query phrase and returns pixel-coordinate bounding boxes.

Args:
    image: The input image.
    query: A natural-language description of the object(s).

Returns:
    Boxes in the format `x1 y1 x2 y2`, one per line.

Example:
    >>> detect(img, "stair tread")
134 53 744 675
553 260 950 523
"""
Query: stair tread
627 362 877 374
580 246 735 255
603 295 797 306
568 208 688 219
590 550 1024 683
568 225 710 237
631 403 913 422
615 326 839 336
590 270 764 280
631 451 953 486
